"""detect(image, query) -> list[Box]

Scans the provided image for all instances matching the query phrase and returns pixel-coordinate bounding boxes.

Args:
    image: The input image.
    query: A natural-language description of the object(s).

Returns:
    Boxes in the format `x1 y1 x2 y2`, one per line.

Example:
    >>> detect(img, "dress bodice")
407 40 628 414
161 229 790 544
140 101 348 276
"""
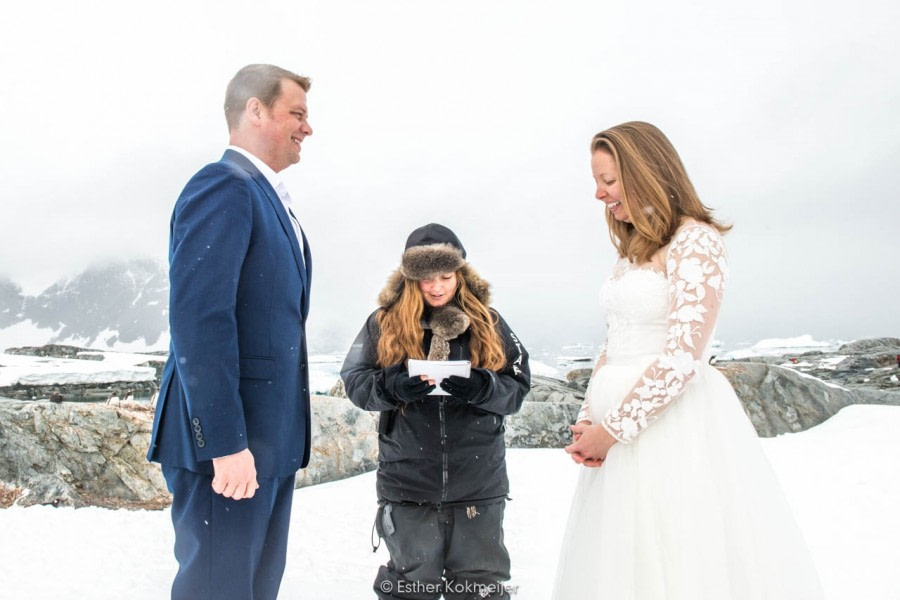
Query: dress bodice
582 223 729 443
599 265 670 364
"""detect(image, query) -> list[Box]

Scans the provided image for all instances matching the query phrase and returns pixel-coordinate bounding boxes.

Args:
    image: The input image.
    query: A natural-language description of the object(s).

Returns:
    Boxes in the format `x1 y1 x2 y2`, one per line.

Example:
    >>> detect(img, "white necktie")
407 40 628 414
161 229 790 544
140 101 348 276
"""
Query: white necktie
276 182 306 269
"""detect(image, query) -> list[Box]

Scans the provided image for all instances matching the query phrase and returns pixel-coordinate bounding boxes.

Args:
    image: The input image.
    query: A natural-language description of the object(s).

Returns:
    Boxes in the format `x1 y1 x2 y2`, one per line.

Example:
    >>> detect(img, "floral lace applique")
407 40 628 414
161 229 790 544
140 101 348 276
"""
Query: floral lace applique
601 224 729 443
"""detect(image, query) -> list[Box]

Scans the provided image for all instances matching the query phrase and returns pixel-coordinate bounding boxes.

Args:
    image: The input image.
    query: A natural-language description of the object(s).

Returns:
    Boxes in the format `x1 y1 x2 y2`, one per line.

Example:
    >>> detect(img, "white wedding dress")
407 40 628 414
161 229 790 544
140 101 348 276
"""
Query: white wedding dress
552 223 823 599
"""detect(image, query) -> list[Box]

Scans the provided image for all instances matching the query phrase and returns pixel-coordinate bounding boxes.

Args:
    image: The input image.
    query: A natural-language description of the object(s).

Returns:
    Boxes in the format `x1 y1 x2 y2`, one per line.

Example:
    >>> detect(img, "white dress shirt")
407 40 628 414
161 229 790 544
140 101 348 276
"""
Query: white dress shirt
227 145 306 268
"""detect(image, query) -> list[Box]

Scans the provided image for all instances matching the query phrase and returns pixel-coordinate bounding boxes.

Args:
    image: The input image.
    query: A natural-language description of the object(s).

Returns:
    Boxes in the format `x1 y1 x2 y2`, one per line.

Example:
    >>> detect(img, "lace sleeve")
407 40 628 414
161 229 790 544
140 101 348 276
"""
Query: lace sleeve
601 225 729 443
576 350 607 423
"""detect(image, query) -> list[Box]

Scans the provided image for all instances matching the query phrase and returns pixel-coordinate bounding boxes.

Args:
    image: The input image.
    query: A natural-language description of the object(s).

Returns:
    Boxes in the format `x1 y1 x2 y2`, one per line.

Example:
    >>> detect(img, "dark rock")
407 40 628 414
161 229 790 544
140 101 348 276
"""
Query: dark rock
294 395 378 488
835 353 897 371
329 378 347 398
717 362 900 437
565 368 592 390
526 375 584 404
0 399 169 509
733 356 788 365
838 338 900 355
4 345 93 359
138 359 167 381
505 401 581 448
0 395 378 509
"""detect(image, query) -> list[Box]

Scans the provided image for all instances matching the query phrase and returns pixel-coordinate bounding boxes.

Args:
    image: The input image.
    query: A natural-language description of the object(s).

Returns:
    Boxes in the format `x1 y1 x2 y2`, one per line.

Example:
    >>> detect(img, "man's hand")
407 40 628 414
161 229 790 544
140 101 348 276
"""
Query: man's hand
212 448 259 500
565 422 617 468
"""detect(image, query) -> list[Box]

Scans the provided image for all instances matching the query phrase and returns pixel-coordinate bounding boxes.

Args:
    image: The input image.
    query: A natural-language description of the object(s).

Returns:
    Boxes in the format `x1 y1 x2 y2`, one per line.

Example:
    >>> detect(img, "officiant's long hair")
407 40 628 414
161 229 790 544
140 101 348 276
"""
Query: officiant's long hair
374 266 506 371
592 121 731 264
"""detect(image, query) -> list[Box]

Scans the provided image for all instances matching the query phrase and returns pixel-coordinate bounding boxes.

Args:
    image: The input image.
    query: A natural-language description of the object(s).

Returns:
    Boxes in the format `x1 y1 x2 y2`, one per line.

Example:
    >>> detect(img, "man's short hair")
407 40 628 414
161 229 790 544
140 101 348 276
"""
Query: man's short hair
224 64 311 131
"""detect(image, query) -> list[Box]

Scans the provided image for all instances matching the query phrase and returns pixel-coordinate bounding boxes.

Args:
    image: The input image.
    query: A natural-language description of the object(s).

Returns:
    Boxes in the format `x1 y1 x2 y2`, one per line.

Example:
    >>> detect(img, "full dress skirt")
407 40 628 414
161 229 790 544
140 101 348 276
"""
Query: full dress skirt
552 361 823 599
552 233 823 599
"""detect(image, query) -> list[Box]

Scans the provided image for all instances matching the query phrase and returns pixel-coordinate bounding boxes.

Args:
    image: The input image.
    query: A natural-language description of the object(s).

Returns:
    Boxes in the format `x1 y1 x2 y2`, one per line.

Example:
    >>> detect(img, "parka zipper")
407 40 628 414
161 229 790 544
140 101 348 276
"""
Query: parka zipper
440 396 448 504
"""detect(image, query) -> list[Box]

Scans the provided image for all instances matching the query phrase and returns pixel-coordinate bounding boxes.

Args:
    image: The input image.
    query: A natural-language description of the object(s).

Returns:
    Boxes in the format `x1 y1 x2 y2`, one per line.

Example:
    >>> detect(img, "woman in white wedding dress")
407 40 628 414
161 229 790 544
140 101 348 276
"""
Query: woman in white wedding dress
553 122 823 599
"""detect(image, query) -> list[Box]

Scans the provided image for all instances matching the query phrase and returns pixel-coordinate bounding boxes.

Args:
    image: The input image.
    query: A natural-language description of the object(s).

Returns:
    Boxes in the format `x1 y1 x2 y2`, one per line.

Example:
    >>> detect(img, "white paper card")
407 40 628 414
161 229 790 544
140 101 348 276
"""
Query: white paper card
407 359 471 395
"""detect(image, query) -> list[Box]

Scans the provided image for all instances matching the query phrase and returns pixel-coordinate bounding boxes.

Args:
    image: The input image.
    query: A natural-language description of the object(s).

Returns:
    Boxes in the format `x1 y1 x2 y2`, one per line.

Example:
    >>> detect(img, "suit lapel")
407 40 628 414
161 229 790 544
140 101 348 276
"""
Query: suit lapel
299 228 312 319
221 150 309 294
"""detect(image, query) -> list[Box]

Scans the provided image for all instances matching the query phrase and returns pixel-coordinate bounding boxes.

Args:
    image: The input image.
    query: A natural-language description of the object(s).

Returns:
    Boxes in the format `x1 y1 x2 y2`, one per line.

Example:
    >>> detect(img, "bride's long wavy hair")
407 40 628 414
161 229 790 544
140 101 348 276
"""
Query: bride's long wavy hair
375 269 507 371
591 121 731 264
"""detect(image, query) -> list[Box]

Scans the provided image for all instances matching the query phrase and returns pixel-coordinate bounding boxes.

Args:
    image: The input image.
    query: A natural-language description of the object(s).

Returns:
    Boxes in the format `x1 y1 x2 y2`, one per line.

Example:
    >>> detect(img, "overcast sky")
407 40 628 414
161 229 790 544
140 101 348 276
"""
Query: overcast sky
1 0 897 353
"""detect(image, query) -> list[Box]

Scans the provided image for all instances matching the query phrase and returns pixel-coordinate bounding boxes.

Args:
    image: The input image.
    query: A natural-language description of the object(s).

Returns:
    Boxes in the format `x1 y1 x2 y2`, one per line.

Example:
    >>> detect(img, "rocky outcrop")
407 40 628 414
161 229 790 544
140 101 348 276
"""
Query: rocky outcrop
0 395 378 509
838 337 900 355
726 337 900 392
4 337 895 509
503 375 585 448
521 337 900 442
3 345 97 359
295 396 378 487
718 363 857 437
505 401 581 449
544 359 900 439
726 361 899 436
0 399 168 509
525 375 584 404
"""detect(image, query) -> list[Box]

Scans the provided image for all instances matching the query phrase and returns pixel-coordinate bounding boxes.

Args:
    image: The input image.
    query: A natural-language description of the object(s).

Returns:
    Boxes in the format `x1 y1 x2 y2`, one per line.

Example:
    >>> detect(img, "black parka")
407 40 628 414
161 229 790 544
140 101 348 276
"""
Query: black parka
341 306 530 506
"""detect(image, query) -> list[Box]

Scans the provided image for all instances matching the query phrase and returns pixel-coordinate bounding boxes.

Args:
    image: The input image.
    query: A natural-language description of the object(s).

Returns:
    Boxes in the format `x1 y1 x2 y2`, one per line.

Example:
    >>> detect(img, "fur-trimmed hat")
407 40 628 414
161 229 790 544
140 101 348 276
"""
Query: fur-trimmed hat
377 224 491 310
400 223 467 281
377 225 492 360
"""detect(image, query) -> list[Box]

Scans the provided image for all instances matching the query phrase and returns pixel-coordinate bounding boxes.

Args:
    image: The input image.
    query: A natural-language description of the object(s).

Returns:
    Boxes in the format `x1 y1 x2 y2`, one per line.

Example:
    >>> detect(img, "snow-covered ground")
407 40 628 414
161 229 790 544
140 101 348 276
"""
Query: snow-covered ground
0 351 159 388
1 405 897 600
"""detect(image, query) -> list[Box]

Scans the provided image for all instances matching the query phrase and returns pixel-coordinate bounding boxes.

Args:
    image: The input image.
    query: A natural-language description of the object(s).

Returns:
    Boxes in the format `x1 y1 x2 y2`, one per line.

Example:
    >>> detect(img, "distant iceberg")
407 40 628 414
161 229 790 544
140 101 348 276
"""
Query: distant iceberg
722 334 843 360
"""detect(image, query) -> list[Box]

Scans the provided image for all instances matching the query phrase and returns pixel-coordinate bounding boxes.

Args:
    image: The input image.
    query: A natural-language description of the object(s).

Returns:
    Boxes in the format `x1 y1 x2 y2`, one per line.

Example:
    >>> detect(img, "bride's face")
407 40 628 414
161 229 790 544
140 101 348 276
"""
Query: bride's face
592 150 630 223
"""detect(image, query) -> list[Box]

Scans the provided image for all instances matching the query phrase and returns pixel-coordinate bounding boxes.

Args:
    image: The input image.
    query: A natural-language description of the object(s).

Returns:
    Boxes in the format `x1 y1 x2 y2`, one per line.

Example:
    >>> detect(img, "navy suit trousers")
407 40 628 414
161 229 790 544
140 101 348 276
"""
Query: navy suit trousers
163 466 296 600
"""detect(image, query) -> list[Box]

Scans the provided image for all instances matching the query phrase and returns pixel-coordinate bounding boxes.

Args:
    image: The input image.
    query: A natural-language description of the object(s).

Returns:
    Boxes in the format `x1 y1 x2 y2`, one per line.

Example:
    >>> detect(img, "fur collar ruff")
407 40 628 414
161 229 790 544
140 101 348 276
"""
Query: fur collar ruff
426 305 469 360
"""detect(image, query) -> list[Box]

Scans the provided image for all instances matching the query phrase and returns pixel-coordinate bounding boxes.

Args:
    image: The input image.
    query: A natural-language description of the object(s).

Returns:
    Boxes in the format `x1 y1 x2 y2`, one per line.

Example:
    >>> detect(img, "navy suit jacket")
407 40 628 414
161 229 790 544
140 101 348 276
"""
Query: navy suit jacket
148 149 312 478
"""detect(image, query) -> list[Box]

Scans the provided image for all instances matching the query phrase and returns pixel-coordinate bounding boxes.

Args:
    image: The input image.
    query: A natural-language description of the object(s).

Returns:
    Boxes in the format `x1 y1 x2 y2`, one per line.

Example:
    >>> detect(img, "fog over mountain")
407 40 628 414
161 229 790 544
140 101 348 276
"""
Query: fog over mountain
1 0 898 354
0 261 168 351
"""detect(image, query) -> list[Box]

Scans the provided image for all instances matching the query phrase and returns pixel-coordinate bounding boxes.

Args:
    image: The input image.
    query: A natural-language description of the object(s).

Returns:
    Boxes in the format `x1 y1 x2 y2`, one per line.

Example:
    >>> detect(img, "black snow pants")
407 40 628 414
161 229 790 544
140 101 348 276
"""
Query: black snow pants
372 501 511 600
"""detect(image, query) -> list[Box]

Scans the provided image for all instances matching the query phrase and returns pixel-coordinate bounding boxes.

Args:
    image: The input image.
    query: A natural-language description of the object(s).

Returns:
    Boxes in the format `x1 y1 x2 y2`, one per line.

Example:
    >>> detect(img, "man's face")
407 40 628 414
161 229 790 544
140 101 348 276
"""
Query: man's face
257 79 312 172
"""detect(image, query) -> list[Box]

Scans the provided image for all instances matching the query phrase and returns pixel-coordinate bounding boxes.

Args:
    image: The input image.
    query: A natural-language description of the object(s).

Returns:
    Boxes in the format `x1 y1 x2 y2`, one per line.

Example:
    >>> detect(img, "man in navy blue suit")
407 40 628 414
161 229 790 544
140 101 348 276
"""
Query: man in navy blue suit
148 64 314 600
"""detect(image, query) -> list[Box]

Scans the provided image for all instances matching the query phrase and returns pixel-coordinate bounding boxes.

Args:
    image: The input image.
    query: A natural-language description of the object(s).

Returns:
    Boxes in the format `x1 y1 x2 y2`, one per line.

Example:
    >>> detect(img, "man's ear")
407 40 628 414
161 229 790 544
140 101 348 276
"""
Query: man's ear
245 97 263 125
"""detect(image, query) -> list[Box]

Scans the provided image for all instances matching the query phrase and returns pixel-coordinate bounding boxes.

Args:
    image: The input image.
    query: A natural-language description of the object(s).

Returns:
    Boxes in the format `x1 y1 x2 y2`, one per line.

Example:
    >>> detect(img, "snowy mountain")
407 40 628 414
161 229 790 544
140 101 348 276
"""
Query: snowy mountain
0 260 169 352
